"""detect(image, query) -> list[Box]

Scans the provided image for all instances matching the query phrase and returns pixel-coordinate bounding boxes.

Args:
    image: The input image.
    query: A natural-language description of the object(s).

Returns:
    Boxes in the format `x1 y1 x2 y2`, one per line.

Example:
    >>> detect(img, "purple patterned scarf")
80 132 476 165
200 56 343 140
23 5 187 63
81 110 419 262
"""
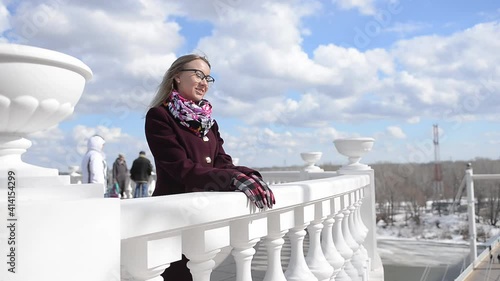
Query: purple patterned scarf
164 91 214 137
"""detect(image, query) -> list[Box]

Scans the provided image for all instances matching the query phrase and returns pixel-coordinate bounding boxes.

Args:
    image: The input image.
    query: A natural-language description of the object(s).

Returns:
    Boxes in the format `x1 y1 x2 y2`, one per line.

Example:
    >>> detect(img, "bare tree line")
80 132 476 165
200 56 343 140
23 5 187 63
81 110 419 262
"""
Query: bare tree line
262 158 500 227
368 158 500 227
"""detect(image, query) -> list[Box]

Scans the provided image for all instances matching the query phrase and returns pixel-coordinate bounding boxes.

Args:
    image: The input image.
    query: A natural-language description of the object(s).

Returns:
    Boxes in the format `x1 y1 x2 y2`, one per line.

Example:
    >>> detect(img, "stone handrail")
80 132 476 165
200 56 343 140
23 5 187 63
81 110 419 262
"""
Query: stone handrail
120 170 383 281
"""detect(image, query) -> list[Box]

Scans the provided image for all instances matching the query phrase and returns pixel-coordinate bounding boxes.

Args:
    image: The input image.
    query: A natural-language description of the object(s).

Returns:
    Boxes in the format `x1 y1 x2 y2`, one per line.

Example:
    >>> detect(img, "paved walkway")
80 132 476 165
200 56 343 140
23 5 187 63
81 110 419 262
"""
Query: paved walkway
464 242 500 281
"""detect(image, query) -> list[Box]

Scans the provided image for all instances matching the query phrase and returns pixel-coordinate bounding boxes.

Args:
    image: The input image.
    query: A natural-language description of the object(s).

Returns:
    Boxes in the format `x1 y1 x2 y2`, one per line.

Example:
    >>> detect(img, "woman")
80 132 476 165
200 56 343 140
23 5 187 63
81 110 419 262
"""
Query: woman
145 54 275 280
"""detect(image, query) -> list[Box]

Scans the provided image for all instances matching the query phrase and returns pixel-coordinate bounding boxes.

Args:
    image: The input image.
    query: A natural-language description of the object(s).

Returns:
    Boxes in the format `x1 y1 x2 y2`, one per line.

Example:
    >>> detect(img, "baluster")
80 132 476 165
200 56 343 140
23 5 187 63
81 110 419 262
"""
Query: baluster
321 199 345 280
183 225 230 281
342 193 362 281
263 232 288 281
306 201 334 281
351 190 370 280
263 210 294 281
232 243 257 281
332 196 353 281
121 234 181 281
358 188 373 276
231 217 268 281
349 203 367 281
187 250 221 281
356 189 369 237
348 203 366 281
285 205 318 281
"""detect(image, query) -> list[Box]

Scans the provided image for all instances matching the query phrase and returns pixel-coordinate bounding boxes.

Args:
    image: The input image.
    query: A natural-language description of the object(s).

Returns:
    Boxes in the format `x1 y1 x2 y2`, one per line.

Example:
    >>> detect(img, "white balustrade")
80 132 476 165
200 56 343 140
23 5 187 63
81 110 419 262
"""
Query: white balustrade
119 170 382 281
118 139 384 281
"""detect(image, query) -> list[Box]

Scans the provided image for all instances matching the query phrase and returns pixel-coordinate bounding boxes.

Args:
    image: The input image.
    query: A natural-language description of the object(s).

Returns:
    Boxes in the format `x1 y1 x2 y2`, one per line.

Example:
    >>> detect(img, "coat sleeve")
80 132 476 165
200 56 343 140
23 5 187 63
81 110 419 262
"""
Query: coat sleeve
145 107 241 192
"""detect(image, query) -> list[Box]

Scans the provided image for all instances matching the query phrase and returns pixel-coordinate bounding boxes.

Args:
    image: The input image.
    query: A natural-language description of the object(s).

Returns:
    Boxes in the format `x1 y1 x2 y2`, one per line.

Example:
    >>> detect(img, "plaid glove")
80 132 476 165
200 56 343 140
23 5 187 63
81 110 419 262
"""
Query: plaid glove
250 174 275 208
232 173 275 209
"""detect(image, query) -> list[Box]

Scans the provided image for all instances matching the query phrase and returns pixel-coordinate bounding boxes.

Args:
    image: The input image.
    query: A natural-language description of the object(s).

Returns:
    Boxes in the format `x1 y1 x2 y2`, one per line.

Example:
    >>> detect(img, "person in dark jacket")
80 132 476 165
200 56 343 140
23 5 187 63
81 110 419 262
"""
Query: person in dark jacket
112 153 128 198
129 151 153 198
145 54 276 281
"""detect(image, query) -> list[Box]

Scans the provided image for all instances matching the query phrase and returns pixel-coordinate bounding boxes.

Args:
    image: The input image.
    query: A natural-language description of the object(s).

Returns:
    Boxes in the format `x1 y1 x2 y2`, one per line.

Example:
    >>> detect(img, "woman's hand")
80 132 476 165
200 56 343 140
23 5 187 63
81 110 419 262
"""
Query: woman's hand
232 173 275 209
250 174 275 208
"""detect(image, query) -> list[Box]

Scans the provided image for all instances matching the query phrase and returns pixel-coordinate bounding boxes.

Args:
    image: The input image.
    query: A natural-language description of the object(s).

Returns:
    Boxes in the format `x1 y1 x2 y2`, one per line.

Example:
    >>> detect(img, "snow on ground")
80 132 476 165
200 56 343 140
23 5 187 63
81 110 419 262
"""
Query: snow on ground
377 211 500 243
376 210 500 267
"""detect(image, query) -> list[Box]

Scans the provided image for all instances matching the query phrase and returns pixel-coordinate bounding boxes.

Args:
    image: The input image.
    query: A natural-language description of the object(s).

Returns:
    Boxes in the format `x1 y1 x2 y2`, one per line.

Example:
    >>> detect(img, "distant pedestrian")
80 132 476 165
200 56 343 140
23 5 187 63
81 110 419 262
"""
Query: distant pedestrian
112 153 128 198
497 254 500 264
81 135 107 196
130 151 153 198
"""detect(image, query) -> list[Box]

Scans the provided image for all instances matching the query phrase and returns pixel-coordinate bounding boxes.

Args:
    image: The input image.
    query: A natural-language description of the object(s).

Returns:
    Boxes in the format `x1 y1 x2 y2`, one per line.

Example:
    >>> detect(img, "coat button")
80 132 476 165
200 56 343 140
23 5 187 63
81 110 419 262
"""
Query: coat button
205 157 212 164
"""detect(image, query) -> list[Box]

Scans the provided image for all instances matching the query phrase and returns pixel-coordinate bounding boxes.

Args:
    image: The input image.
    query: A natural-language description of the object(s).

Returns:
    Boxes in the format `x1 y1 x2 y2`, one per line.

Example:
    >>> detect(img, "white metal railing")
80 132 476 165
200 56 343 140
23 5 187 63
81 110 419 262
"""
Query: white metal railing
119 169 383 281
454 166 500 281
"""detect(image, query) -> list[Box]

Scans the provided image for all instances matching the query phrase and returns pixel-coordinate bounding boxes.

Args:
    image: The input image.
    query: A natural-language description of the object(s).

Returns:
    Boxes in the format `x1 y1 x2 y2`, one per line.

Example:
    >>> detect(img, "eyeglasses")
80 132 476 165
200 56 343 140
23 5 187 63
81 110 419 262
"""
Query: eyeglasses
180 69 215 84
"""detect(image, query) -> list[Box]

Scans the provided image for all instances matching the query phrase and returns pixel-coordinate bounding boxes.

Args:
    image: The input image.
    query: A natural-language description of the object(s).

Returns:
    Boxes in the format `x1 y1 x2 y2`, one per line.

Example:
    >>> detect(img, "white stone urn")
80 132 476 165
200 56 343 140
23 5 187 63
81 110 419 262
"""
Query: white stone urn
0 44 92 177
333 137 375 170
300 151 324 172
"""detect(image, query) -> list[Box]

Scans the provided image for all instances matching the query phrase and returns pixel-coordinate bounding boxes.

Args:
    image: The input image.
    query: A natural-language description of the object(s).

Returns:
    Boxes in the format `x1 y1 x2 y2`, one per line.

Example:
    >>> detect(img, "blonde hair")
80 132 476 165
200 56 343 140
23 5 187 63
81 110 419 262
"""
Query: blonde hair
149 54 211 108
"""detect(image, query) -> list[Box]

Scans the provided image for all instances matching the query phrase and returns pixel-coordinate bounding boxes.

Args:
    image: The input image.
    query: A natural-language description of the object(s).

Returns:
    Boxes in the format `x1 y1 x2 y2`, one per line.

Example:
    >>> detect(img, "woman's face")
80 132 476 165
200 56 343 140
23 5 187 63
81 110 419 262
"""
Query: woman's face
175 59 212 102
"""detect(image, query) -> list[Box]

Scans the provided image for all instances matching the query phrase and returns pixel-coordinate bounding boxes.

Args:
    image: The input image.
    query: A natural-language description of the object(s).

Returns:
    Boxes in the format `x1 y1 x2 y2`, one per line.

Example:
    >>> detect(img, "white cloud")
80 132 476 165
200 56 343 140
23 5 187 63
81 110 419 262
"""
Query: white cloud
383 21 431 34
6 0 183 114
221 123 348 167
0 3 10 33
7 1 499 124
3 1 500 167
333 0 377 15
407 116 420 124
386 126 406 139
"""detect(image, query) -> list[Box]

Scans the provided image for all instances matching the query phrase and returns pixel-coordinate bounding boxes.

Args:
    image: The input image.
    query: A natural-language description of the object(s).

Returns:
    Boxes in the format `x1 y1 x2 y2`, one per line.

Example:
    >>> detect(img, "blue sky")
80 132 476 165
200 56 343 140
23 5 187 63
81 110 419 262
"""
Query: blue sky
1 0 499 171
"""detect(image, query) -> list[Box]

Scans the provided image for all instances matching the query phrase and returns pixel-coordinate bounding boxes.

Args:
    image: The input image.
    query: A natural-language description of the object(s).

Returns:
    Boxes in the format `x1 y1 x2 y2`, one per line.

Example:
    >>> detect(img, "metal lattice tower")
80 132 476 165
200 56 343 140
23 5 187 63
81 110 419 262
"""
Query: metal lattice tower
433 124 444 197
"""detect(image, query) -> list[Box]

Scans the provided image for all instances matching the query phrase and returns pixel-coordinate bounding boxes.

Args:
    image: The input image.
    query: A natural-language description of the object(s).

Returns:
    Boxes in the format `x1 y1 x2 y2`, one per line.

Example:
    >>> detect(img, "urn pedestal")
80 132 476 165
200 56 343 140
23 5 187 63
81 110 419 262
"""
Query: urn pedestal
0 44 120 281
300 152 324 172
333 138 375 171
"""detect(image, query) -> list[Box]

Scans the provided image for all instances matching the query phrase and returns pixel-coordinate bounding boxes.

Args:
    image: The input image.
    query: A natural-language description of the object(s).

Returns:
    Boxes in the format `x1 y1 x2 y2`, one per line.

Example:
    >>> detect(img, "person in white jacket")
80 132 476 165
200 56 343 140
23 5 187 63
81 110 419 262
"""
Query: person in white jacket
81 135 108 195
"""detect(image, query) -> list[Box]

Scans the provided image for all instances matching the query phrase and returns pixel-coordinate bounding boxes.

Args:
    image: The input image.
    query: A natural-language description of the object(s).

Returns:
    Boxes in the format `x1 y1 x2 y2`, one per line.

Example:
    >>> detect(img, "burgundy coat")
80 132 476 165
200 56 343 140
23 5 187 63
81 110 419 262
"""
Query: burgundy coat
145 105 259 196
